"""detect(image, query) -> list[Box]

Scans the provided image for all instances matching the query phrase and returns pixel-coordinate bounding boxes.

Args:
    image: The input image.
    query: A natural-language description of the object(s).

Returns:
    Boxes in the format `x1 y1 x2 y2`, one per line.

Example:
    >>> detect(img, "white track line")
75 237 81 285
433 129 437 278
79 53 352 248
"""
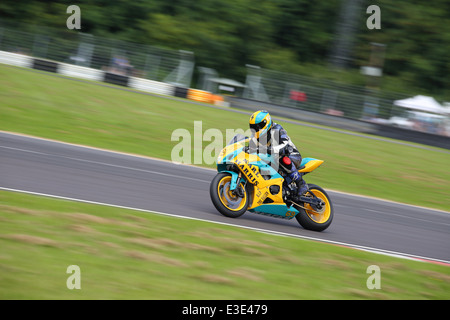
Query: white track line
1 131 449 264
1 186 449 266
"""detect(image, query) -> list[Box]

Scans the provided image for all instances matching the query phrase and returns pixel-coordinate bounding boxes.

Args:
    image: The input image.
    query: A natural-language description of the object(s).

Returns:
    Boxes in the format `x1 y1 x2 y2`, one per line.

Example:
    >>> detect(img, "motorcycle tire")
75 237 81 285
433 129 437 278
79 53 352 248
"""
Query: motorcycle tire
210 172 249 218
295 184 333 231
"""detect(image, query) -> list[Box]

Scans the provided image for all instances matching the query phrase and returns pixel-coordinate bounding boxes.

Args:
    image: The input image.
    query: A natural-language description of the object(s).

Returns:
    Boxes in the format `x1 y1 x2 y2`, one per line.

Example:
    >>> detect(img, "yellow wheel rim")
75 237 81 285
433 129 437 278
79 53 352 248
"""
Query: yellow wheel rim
304 189 331 224
217 176 247 211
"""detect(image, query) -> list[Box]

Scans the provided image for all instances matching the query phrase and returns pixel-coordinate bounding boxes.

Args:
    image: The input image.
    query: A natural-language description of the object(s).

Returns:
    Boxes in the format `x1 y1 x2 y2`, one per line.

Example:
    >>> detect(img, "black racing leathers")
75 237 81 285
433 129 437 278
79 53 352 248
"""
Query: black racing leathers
249 122 308 197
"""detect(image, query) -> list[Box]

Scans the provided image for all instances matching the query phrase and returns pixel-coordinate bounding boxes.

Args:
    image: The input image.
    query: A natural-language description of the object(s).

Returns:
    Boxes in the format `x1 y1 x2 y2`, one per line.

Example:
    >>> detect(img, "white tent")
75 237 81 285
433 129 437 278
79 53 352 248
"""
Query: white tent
394 95 448 115
443 102 450 115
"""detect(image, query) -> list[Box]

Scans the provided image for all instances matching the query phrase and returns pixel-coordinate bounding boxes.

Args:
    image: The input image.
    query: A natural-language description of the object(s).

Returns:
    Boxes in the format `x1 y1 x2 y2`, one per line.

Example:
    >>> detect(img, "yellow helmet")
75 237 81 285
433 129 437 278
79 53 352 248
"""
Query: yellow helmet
249 110 272 139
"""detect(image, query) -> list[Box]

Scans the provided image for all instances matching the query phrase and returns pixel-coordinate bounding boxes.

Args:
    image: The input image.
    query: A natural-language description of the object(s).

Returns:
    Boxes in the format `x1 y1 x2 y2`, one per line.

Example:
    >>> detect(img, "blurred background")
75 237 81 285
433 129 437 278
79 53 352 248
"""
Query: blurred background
1 1 450 300
1 0 449 136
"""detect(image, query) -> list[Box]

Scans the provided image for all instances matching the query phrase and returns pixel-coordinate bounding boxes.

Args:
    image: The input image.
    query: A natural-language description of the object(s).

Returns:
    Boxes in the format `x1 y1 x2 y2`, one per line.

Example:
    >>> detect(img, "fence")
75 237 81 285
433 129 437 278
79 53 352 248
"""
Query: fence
242 65 413 122
0 24 194 88
1 23 448 137
242 65 450 137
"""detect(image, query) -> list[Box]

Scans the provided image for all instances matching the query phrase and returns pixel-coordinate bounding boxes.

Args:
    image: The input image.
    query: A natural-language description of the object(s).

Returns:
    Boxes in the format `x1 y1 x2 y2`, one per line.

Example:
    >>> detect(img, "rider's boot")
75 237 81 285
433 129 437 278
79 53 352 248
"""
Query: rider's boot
288 171 309 200
296 178 309 198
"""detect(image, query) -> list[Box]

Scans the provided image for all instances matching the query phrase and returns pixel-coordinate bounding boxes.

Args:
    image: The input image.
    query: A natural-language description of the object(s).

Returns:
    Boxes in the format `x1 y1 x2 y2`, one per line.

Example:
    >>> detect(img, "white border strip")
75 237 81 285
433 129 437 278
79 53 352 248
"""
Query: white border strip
1 186 449 266
0 51 33 68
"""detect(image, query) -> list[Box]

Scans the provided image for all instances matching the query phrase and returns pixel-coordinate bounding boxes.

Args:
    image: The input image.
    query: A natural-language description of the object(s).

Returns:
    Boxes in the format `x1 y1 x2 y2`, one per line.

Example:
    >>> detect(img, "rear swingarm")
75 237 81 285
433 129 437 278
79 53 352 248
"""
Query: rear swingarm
294 192 326 212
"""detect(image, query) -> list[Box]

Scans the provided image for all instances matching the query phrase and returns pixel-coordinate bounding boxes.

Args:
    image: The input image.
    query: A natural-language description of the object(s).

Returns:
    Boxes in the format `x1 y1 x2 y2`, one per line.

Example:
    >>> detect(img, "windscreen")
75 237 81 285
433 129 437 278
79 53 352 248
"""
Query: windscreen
227 134 248 146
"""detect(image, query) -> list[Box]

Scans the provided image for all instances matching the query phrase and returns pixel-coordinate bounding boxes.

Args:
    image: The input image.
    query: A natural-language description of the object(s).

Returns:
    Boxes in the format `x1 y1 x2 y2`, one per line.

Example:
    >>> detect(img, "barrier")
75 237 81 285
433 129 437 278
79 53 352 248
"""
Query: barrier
0 51 32 68
32 59 58 73
228 96 450 150
174 87 189 99
187 89 212 103
103 72 129 87
0 49 223 109
128 77 174 96
58 63 104 82
187 88 225 105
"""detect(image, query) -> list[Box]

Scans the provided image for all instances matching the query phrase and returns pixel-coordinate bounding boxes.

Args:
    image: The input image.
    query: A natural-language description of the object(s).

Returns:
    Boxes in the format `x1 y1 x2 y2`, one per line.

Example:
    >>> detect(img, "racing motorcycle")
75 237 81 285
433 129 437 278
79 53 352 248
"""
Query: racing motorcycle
210 134 333 231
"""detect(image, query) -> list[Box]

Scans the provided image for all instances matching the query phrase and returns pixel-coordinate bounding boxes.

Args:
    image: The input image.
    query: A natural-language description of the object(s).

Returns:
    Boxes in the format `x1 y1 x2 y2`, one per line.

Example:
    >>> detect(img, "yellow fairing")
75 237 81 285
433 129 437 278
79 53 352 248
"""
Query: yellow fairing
233 152 261 166
298 160 323 173
229 151 284 209
248 177 284 209
233 153 276 188
218 143 244 162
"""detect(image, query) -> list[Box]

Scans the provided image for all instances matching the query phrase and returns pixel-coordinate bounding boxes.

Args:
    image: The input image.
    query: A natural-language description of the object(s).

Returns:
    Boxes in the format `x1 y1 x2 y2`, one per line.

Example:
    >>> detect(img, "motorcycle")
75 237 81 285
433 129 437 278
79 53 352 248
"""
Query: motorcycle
210 134 333 231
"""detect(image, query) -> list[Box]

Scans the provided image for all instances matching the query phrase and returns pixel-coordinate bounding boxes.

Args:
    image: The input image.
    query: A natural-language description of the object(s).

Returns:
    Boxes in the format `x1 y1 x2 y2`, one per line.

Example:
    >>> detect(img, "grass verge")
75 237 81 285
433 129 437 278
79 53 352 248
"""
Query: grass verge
1 190 449 299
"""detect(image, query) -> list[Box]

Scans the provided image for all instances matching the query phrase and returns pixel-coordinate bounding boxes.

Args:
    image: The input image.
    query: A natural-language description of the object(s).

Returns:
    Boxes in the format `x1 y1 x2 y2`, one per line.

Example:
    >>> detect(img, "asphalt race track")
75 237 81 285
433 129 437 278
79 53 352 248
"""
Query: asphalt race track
1 131 449 264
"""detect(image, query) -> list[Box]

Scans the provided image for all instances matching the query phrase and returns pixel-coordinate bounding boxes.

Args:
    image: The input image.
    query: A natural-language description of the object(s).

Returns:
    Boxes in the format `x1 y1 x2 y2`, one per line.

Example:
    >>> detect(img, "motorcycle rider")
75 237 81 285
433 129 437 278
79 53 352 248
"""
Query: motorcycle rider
248 110 309 198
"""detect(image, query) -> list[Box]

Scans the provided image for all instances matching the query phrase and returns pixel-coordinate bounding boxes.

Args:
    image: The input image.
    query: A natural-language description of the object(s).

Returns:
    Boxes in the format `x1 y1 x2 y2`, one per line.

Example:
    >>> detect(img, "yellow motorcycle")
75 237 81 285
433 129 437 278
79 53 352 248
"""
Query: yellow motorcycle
210 134 333 231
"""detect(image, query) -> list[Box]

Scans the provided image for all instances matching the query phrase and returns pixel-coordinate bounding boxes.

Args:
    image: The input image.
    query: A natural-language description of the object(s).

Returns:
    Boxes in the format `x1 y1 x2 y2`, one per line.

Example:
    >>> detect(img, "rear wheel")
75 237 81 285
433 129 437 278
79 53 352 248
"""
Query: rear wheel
210 173 249 218
295 184 333 231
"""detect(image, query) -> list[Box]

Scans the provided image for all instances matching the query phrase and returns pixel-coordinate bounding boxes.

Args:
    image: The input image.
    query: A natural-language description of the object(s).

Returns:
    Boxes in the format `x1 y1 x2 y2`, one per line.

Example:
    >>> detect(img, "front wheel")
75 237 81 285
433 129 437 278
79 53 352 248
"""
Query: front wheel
295 184 333 231
210 172 249 218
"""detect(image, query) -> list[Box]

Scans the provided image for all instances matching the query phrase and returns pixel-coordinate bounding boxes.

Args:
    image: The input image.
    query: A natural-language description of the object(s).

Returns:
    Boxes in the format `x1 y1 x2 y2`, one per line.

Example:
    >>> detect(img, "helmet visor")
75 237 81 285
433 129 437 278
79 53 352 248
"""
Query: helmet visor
249 119 267 132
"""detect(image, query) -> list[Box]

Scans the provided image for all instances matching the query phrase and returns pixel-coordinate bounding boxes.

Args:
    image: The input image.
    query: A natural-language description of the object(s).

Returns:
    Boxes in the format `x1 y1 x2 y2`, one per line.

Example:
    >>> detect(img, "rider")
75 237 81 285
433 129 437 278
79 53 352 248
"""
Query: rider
248 110 308 198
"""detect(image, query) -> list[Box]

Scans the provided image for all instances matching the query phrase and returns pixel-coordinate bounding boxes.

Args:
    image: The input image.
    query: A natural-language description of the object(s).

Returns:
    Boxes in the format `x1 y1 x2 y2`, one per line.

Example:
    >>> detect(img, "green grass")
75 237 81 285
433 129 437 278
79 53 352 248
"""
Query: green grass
0 65 449 300
1 190 449 300
0 64 449 211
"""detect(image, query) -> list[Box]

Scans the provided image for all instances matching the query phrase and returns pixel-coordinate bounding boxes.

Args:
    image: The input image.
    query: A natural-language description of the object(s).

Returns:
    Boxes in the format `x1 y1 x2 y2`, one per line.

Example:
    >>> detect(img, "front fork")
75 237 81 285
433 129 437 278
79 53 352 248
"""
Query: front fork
222 170 246 197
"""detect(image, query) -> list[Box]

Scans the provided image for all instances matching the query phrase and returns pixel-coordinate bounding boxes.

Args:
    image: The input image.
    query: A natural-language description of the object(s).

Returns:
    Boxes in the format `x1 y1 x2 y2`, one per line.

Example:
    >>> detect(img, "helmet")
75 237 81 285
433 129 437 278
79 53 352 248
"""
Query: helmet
249 110 272 139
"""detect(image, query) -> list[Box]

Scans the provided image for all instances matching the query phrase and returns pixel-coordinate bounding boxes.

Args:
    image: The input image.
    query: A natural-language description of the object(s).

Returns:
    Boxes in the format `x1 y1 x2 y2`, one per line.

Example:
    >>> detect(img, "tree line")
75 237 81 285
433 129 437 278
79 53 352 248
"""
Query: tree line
1 0 449 99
